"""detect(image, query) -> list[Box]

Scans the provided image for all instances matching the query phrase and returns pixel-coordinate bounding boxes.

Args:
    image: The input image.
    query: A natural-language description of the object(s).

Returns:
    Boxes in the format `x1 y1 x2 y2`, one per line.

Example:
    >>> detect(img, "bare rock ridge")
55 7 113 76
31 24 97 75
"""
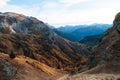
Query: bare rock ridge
0 12 89 72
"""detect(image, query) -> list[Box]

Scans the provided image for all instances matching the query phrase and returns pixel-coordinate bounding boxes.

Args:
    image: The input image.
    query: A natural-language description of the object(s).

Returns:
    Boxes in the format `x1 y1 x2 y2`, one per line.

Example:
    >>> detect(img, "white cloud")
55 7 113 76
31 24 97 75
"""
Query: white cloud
0 0 120 27
60 0 90 4
37 6 119 27
42 2 58 9
0 0 10 7
0 5 31 15
37 0 120 27
60 0 91 6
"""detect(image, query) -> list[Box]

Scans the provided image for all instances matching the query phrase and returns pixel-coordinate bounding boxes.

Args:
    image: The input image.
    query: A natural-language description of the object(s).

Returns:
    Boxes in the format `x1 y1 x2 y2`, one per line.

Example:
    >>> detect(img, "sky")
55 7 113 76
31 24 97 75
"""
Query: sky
0 0 120 27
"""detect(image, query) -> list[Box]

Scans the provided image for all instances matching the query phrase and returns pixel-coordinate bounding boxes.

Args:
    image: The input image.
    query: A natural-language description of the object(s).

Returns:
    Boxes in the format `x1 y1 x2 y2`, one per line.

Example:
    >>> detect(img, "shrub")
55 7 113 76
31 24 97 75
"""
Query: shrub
9 50 16 59
81 58 88 65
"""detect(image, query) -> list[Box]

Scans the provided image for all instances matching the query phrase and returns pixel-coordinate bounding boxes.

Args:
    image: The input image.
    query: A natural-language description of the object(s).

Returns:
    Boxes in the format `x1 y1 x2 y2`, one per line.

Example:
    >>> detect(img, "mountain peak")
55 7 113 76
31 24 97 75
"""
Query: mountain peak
114 12 120 23
0 12 25 17
0 12 50 34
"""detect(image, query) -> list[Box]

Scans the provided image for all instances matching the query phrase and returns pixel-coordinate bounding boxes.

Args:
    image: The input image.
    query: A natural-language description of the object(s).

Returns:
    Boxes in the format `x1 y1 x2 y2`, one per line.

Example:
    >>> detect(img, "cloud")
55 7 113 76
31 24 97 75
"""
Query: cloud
0 5 31 15
0 0 120 27
60 0 91 6
0 0 10 7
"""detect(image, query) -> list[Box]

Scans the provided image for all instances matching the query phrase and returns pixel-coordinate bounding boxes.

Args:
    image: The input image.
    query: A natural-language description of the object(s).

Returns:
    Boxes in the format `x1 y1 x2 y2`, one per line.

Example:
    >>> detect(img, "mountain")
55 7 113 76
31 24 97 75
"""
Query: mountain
46 23 55 29
71 24 110 40
52 29 79 41
57 13 120 80
57 25 88 33
0 12 90 79
79 34 104 51
91 12 120 71
55 24 111 42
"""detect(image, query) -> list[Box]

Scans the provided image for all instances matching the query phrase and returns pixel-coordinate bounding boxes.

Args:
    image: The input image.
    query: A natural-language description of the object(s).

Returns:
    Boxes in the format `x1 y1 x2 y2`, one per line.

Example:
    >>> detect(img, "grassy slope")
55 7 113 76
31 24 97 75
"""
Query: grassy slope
0 53 65 80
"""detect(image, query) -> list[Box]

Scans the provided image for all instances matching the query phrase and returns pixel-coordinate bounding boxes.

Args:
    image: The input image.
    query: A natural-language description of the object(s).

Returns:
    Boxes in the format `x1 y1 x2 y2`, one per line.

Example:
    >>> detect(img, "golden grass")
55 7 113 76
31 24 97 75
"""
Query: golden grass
0 53 65 80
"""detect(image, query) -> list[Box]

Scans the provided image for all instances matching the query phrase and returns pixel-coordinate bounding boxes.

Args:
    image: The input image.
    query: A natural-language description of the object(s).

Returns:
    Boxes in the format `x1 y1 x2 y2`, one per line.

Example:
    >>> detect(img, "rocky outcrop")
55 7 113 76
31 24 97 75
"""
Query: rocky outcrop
0 58 15 80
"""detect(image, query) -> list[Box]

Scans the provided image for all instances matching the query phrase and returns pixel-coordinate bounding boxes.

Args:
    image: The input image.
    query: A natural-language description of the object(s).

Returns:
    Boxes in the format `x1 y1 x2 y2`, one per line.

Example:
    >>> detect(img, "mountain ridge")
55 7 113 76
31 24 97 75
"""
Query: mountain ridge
53 24 111 41
0 12 89 73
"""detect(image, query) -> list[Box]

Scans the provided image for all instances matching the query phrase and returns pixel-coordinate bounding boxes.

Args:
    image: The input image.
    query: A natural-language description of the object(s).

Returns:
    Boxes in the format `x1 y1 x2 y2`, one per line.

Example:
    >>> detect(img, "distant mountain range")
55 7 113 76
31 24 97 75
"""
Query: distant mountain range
52 24 112 42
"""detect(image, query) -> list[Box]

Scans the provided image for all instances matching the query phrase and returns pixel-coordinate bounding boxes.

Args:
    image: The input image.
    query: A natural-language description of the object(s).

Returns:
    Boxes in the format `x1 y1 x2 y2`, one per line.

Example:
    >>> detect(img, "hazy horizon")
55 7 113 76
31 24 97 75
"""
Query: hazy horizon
0 0 119 27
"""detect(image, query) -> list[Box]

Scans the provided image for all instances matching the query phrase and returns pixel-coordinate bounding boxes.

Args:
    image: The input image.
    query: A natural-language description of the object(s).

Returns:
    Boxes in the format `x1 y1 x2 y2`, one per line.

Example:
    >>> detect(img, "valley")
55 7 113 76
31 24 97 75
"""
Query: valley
0 12 120 80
